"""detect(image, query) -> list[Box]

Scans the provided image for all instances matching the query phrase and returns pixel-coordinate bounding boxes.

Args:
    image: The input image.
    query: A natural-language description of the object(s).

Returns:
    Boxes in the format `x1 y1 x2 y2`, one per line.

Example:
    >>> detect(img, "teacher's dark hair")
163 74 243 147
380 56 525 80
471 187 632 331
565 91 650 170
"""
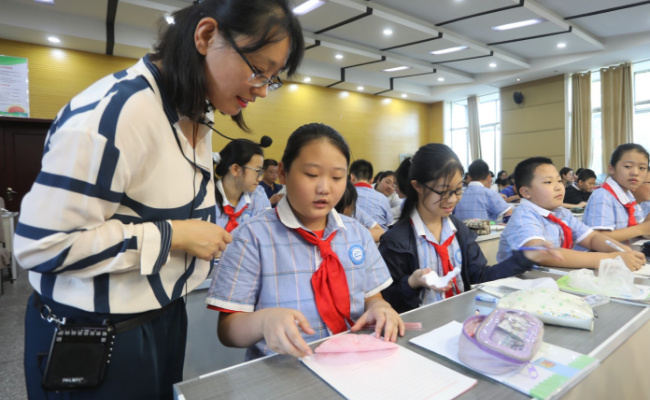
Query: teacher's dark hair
151 0 304 130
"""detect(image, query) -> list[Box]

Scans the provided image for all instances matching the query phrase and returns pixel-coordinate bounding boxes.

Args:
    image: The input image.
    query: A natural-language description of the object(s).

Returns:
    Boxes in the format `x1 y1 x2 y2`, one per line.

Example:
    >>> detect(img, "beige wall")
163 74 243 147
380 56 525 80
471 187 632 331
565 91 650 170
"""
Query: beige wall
0 39 443 173
500 75 566 174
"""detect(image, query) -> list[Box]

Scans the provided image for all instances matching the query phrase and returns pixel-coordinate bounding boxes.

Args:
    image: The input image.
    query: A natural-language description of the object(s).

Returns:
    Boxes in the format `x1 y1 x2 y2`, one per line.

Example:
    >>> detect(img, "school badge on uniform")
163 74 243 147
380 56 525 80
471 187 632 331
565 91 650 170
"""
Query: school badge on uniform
348 245 365 265
454 248 462 264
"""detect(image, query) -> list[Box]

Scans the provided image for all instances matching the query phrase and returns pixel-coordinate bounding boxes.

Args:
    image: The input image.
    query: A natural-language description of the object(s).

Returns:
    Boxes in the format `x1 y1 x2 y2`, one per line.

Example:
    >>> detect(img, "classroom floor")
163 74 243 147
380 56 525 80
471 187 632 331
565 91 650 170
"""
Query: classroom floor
0 268 30 400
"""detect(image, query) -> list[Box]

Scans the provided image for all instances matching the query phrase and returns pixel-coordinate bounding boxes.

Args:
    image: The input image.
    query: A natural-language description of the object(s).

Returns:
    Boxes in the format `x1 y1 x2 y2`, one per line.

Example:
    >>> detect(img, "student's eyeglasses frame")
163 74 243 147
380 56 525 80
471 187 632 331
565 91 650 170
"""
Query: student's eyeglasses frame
224 33 283 91
421 183 465 200
243 166 264 179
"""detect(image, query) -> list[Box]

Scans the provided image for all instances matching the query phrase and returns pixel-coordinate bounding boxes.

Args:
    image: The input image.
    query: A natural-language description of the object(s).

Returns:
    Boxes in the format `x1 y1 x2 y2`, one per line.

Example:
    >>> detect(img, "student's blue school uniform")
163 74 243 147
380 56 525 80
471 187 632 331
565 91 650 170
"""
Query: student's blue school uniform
497 199 593 261
410 209 464 305
214 180 270 229
640 201 650 219
454 181 512 221
354 208 378 229
355 186 394 229
500 185 516 198
582 177 644 231
206 196 392 359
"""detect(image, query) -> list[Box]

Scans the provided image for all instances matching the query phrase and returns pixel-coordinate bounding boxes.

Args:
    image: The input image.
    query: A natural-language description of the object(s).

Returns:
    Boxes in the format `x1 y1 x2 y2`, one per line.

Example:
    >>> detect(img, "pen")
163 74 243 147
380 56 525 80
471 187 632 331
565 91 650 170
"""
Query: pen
518 246 550 251
475 295 498 304
531 265 569 275
605 240 626 252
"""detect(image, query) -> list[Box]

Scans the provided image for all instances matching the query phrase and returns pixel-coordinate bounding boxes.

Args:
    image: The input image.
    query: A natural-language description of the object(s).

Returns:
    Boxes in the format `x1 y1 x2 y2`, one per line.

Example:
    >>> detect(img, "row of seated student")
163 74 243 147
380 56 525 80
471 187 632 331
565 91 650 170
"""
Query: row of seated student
205 122 649 363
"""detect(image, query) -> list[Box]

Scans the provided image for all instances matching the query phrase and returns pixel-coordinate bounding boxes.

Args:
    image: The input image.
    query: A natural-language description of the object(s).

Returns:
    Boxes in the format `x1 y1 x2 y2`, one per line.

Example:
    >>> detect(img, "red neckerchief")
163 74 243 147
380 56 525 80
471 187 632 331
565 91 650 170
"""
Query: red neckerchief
223 204 248 232
601 182 638 227
354 182 373 189
545 213 573 249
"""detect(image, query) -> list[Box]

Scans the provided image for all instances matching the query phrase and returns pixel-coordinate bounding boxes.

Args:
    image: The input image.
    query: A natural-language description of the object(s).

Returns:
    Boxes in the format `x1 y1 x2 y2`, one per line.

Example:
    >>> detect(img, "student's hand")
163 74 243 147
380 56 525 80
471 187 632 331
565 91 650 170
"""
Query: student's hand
577 201 587 208
269 193 284 205
616 251 646 271
352 297 405 342
407 267 432 289
259 308 315 358
170 220 232 260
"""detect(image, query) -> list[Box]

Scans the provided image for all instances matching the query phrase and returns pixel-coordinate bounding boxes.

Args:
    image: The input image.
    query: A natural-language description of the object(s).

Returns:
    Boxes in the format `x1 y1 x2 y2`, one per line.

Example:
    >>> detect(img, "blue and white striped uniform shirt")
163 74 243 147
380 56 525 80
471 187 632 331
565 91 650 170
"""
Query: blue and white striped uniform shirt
411 209 464 305
206 196 392 359
353 208 378 230
355 186 393 229
214 180 270 229
640 201 650 219
497 199 593 261
14 56 216 314
582 177 644 231
454 181 512 221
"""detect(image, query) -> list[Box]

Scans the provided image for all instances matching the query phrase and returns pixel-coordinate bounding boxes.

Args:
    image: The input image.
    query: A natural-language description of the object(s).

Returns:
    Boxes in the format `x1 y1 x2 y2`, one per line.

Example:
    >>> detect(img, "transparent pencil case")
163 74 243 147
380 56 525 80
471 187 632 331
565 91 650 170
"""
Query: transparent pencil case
459 309 544 375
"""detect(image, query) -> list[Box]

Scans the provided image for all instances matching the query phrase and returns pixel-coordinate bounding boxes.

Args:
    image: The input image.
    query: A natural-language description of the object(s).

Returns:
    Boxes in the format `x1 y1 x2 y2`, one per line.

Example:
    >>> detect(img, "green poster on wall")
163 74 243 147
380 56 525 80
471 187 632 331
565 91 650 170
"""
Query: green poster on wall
0 55 30 117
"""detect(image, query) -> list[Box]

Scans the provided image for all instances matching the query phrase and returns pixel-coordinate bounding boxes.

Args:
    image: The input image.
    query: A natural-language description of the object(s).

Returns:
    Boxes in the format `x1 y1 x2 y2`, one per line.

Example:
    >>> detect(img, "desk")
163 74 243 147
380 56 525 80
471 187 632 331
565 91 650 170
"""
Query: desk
174 271 650 400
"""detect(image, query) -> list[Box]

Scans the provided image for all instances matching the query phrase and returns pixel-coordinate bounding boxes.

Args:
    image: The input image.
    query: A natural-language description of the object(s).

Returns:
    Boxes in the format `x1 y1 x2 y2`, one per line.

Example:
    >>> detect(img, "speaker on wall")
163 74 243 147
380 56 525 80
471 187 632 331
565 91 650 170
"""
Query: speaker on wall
513 91 524 104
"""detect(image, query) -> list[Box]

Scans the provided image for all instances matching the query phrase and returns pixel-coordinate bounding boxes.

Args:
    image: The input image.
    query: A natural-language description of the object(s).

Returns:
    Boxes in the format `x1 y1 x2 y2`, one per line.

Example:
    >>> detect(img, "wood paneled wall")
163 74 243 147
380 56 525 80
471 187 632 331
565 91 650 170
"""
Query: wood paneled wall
500 75 566 173
0 39 442 173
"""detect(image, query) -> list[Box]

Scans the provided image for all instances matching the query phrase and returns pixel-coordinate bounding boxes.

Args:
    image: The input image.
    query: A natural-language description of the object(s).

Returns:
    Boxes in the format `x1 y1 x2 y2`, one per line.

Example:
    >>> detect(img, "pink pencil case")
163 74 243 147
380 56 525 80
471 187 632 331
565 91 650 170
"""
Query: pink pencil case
459 309 544 375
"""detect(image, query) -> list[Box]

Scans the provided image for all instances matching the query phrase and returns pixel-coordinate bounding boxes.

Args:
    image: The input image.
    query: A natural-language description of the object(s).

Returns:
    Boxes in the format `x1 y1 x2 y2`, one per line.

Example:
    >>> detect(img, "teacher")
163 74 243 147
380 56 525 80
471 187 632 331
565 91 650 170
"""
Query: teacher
15 0 304 399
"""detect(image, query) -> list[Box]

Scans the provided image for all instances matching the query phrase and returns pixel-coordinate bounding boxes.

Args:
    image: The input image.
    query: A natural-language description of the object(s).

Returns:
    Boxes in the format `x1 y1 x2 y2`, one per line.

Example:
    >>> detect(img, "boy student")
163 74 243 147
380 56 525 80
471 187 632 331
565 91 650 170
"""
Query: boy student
350 159 394 229
259 159 284 206
632 180 650 218
497 157 645 270
500 175 520 203
563 168 596 207
454 159 513 222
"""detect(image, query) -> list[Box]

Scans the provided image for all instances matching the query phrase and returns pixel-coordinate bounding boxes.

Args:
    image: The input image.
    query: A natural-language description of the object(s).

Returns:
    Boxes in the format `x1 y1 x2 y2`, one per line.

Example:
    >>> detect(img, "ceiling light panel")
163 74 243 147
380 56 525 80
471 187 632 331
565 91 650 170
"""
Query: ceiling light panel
444 7 565 44
354 59 430 75
558 4 650 37
439 57 523 74
294 2 364 33
321 14 436 51
370 0 516 26
390 37 488 63
302 46 381 67
398 73 473 85
491 33 602 59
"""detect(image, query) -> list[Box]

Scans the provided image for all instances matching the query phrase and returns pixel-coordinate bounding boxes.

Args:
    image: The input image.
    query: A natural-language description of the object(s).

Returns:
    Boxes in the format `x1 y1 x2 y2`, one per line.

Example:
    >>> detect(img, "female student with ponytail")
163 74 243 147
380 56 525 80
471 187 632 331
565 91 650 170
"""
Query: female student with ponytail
213 139 270 232
378 144 551 314
207 123 404 359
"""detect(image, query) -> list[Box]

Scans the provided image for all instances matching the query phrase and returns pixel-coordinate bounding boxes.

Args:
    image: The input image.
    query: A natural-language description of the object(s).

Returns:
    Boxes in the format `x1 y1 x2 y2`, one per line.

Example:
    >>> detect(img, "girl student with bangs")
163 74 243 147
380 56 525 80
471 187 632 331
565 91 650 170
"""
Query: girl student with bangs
213 139 270 233
378 143 552 314
206 123 404 359
582 143 650 241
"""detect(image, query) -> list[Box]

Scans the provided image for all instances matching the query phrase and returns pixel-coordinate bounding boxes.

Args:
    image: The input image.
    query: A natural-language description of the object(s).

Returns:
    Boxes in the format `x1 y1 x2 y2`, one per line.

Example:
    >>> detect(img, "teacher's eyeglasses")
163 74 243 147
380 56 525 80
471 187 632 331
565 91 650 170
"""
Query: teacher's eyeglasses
225 34 283 91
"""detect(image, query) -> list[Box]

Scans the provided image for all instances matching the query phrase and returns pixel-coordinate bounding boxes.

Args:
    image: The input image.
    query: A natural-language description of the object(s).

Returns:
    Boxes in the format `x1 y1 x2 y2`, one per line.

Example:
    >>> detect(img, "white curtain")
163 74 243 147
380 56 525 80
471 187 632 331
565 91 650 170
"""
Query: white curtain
467 95 481 161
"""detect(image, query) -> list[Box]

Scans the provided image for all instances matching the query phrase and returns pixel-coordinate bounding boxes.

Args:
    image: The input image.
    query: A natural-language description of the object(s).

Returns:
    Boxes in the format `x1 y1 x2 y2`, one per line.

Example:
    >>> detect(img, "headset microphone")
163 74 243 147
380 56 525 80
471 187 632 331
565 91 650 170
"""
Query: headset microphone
201 120 272 148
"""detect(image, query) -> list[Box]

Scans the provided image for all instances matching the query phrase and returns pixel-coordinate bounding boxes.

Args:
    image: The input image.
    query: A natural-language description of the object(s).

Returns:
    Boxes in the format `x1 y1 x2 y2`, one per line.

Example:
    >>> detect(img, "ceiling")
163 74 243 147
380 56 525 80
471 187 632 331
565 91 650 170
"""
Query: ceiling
1 0 650 103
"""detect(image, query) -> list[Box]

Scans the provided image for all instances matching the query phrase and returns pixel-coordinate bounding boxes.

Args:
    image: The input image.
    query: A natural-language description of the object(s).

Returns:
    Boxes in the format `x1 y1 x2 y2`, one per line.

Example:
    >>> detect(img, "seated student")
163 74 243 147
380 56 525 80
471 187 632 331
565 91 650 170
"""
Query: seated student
350 159 394 229
214 140 271 233
454 159 513 222
336 180 385 241
500 175 520 203
374 170 402 221
493 170 509 193
632 180 650 219
378 144 550 314
497 157 645 270
559 167 575 187
563 168 596 207
583 143 650 241
207 123 404 360
259 159 284 206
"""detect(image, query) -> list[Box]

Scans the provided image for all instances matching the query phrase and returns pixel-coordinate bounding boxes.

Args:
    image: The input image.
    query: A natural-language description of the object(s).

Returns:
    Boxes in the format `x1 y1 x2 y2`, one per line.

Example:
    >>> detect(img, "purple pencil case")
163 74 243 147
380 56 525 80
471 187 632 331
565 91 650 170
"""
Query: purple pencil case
459 309 544 375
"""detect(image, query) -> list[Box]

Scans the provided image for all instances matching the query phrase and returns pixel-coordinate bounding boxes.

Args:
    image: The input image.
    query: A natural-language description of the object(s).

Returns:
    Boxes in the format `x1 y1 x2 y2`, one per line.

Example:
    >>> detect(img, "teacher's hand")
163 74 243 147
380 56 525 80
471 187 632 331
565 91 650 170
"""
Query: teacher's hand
171 220 232 260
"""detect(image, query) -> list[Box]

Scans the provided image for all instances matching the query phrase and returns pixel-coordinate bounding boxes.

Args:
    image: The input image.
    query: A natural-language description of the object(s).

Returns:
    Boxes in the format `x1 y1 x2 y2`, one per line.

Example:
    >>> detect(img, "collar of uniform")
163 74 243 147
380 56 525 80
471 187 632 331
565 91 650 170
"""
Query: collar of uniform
141 54 179 126
605 177 636 204
409 208 456 243
468 181 484 188
519 198 566 218
216 179 251 209
276 195 345 233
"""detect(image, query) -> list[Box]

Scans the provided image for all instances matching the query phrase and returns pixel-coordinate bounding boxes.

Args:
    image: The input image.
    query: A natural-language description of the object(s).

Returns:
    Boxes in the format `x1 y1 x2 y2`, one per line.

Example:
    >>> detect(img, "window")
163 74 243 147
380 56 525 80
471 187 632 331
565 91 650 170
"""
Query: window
447 94 501 173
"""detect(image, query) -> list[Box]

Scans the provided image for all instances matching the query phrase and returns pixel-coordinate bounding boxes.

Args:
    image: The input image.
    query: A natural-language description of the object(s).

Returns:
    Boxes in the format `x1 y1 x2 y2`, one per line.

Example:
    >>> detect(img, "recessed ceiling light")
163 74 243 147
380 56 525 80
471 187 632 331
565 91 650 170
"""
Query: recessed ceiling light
383 29 393 36
357 86 364 91
382 66 410 72
165 14 175 25
303 77 311 83
292 0 325 16
430 46 468 55
516 78 521 81
340 91 349 98
492 19 545 31
557 42 566 48
47 36 61 44
438 77 445 82
489 62 497 68
35 0 55 4
335 54 344 60
401 94 407 98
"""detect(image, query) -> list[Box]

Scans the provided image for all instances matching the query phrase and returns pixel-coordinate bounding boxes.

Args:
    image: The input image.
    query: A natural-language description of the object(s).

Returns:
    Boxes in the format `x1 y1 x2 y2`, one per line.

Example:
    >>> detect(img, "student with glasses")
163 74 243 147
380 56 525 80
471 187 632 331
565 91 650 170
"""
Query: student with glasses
378 144 551 313
17 1 304 398
214 140 271 233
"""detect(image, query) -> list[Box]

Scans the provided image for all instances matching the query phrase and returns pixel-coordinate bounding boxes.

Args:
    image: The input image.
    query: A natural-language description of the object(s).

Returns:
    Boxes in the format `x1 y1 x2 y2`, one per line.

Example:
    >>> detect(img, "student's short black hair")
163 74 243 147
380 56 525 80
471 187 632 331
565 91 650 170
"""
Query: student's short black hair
372 171 384 184
262 159 278 170
335 180 357 215
577 168 597 182
350 160 374 181
395 157 411 196
513 157 554 197
281 123 350 172
610 143 650 166
559 167 573 178
575 168 584 177
467 159 489 181
214 139 264 212
489 171 494 178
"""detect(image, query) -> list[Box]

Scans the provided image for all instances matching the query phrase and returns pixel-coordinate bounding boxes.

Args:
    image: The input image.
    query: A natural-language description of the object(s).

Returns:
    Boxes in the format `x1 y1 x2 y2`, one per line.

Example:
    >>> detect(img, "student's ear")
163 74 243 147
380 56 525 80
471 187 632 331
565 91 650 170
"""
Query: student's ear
278 161 287 184
349 173 358 184
194 17 218 56
411 180 424 196
229 164 241 177
607 163 615 176
519 185 532 199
